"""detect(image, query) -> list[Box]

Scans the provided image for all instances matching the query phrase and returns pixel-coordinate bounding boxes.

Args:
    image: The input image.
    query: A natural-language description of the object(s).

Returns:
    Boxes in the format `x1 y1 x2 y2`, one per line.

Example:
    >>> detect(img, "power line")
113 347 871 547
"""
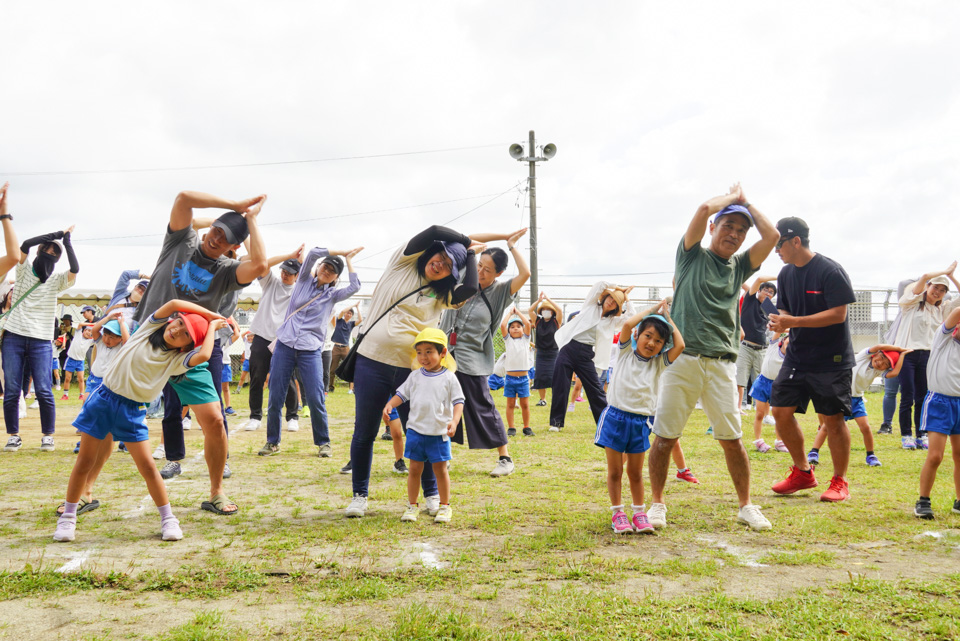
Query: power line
1 143 510 177
75 190 517 242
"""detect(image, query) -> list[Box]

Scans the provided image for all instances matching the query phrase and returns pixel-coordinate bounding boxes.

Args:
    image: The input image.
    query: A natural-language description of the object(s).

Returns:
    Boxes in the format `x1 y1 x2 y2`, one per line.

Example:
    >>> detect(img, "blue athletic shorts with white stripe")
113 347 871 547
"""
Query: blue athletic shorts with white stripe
845 396 867 421
594 405 651 454
749 375 773 404
921 391 960 436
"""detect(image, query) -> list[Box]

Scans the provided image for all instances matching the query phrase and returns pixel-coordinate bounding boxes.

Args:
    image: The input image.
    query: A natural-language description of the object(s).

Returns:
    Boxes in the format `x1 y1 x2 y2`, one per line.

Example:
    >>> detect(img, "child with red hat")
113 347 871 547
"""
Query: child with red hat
53 300 225 543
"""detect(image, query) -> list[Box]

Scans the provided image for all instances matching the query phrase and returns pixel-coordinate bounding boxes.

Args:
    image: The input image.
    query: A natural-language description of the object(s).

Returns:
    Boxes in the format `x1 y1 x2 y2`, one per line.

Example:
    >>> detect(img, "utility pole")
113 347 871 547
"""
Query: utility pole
508 131 555 305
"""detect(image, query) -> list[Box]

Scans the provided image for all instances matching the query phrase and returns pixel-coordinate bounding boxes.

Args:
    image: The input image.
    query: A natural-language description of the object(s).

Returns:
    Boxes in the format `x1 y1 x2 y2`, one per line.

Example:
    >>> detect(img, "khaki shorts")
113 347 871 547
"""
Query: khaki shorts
653 353 742 441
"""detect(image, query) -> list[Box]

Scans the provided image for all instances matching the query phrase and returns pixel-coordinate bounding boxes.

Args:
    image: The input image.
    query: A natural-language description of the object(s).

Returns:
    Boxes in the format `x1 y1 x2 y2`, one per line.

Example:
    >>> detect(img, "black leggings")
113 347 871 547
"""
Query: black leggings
549 340 607 428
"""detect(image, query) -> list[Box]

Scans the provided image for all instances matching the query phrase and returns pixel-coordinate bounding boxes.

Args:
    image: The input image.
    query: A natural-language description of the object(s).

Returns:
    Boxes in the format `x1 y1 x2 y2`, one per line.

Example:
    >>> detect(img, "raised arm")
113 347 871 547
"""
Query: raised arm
684 185 744 251
187 319 227 368
520 307 532 335
353 303 363 325
234 197 268 285
619 302 661 344
742 195 780 269
0 183 19 278
505 229 530 296
153 299 224 321
404 225 470 256
661 300 685 363
450 250 478 305
169 191 264 233
912 262 957 296
266 244 305 270
748 275 778 296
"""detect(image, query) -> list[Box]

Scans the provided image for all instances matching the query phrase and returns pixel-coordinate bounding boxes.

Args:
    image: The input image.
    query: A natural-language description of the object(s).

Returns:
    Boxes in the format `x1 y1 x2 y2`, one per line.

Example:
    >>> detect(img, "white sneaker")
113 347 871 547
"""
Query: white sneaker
737 504 772 531
18 395 26 419
55 384 62 391
648 503 667 529
40 435 55 452
161 517 184 541
244 418 262 431
286 418 300 432
345 494 367 518
400 504 418 522
30 400 40 409
490 458 515 477
549 425 561 432
182 417 192 430
153 444 166 460
763 414 776 425
434 504 453 523
566 402 576 413
424 495 441 516
53 515 76 542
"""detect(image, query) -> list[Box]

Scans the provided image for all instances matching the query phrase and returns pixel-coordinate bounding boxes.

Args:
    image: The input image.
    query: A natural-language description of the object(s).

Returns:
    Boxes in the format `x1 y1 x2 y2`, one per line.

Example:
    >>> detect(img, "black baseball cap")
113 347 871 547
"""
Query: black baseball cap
280 258 302 275
211 211 250 246
321 255 344 275
776 217 809 241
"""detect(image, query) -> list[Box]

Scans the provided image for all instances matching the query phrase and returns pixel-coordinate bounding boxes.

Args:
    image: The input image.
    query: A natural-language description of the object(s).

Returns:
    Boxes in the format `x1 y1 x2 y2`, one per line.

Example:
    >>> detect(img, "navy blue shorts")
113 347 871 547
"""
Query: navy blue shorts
73 385 150 443
503 375 530 399
404 429 452 464
845 396 867 421
750 374 773 404
64 357 85 373
921 392 960 436
594 405 651 454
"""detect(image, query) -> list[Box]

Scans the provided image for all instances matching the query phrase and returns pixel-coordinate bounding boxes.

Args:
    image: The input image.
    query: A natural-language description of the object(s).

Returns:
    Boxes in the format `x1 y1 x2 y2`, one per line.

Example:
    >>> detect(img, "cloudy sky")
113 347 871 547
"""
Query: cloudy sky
2 1 958 304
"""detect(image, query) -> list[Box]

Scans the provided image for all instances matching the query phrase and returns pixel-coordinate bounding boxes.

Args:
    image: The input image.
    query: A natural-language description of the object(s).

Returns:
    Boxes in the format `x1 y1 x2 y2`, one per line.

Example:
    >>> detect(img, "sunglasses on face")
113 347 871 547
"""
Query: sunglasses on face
776 236 795 249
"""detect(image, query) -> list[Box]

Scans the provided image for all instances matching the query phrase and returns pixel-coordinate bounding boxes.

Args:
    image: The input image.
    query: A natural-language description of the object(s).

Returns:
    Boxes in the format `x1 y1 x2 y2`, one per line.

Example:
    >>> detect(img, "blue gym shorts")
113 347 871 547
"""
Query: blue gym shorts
921 392 960 436
404 429 452 464
51 356 59 370
845 396 867 421
64 357 85 373
86 374 103 394
241 360 250 372
221 364 232 384
73 385 150 443
503 374 530 399
750 375 773 404
386 407 400 422
594 405 651 454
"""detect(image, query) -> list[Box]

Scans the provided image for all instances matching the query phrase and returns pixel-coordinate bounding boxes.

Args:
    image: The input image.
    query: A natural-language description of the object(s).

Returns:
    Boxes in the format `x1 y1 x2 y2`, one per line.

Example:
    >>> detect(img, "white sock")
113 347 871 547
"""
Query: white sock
610 504 624 513
632 504 645 513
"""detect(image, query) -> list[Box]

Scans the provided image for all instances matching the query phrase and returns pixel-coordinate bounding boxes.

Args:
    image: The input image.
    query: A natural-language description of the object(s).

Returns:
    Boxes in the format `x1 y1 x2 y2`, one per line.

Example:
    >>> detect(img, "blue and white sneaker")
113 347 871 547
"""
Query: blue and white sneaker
865 454 881 467
807 450 819 465
902 437 916 450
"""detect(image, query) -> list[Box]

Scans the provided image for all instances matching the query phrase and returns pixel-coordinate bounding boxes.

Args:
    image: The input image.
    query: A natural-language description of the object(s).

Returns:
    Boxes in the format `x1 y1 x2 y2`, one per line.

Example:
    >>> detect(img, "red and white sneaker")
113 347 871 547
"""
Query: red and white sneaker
78 393 85 401
676 468 699 484
820 476 849 502
60 394 68 401
611 510 632 534
631 511 654 534
772 466 818 495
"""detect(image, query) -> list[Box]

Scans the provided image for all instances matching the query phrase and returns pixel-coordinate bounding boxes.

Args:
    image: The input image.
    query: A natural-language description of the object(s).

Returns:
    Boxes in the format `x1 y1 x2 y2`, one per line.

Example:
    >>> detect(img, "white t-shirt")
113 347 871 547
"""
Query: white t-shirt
927 324 960 397
0 262 73 340
607 341 670 416
503 335 531 372
90 339 123 379
850 348 889 397
66 334 95 361
759 342 786 381
358 246 460 369
895 283 945 350
242 338 253 359
249 271 295 342
395 367 465 436
103 315 198 401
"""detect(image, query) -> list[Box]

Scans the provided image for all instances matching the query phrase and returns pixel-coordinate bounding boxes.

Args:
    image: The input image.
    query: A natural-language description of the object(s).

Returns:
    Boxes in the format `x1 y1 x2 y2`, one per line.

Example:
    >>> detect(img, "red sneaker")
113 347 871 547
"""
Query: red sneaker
820 475 849 502
59 394 68 401
676 468 699 484
771 466 818 495
78 394 85 401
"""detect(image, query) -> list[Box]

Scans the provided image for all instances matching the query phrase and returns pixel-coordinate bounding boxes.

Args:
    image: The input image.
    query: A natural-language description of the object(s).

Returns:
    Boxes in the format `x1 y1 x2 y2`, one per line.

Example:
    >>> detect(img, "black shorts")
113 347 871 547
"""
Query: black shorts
770 367 852 417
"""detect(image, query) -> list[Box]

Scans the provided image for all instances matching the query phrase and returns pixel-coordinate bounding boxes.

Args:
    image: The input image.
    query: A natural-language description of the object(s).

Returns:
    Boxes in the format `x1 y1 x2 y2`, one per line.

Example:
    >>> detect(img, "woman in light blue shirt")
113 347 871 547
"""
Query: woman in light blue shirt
260 246 362 457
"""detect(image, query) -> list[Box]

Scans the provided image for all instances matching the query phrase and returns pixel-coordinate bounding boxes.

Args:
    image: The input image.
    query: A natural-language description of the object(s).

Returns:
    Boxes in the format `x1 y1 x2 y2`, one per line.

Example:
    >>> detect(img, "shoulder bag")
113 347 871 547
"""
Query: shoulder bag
334 285 427 383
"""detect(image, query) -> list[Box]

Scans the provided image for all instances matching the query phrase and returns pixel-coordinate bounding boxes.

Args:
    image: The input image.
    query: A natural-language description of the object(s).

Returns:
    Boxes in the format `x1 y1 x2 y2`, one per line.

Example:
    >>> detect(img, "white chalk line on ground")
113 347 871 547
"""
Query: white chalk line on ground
123 423 243 519
697 535 769 568
56 548 93 573
415 542 448 570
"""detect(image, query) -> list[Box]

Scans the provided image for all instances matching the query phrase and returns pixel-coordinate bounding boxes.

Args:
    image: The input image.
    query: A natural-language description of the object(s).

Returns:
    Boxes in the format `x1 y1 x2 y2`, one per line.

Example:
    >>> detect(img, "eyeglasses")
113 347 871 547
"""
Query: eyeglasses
776 236 795 249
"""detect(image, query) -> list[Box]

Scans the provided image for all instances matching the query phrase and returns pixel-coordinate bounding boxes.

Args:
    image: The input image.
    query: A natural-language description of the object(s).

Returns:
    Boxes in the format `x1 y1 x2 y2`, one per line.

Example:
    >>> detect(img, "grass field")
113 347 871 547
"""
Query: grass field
1 385 959 640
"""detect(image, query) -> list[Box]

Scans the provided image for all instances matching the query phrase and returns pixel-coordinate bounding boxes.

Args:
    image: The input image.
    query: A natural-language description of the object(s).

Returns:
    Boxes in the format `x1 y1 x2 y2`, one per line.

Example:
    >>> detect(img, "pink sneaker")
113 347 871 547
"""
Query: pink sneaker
611 510 632 534
161 517 183 541
631 511 654 534
774 440 789 453
53 515 76 542
60 394 68 401
754 439 771 453
575 396 585 403
676 468 700 484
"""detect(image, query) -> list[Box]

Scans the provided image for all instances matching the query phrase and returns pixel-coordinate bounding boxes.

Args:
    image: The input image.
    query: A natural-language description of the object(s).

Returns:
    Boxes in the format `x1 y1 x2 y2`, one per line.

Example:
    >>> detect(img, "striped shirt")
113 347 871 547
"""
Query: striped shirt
0 261 73 340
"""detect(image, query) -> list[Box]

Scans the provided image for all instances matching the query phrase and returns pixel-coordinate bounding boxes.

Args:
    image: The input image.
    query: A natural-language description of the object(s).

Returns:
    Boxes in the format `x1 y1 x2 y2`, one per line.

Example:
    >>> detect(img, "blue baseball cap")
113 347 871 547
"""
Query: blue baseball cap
102 319 123 336
713 204 753 228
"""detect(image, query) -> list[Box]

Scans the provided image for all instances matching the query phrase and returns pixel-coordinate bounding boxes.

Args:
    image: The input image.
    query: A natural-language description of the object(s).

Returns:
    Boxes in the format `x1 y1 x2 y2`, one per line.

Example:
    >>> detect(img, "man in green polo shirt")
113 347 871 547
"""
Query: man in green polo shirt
647 183 780 532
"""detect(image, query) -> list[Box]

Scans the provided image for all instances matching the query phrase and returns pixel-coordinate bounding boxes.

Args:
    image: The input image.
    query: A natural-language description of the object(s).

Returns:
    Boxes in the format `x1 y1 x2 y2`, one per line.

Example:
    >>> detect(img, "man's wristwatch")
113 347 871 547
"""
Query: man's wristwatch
0 214 12 221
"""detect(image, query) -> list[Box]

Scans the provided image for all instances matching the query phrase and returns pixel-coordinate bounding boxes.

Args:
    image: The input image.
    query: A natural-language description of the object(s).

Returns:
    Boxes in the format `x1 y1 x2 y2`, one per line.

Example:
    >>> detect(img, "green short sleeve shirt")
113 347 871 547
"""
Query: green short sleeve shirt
671 239 758 360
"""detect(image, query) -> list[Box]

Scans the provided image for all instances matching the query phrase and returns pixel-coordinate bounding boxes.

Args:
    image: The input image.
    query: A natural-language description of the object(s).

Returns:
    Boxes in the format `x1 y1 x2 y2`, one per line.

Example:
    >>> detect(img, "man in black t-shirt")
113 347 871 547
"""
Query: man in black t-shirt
736 277 777 408
768 217 857 503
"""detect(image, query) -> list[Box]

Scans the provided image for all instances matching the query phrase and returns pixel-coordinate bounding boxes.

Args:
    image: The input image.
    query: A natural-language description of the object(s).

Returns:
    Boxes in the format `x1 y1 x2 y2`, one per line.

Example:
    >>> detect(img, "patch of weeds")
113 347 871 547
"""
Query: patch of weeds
141 563 266 598
0 568 130 599
378 603 515 641
760 549 837 567
153 610 249 641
